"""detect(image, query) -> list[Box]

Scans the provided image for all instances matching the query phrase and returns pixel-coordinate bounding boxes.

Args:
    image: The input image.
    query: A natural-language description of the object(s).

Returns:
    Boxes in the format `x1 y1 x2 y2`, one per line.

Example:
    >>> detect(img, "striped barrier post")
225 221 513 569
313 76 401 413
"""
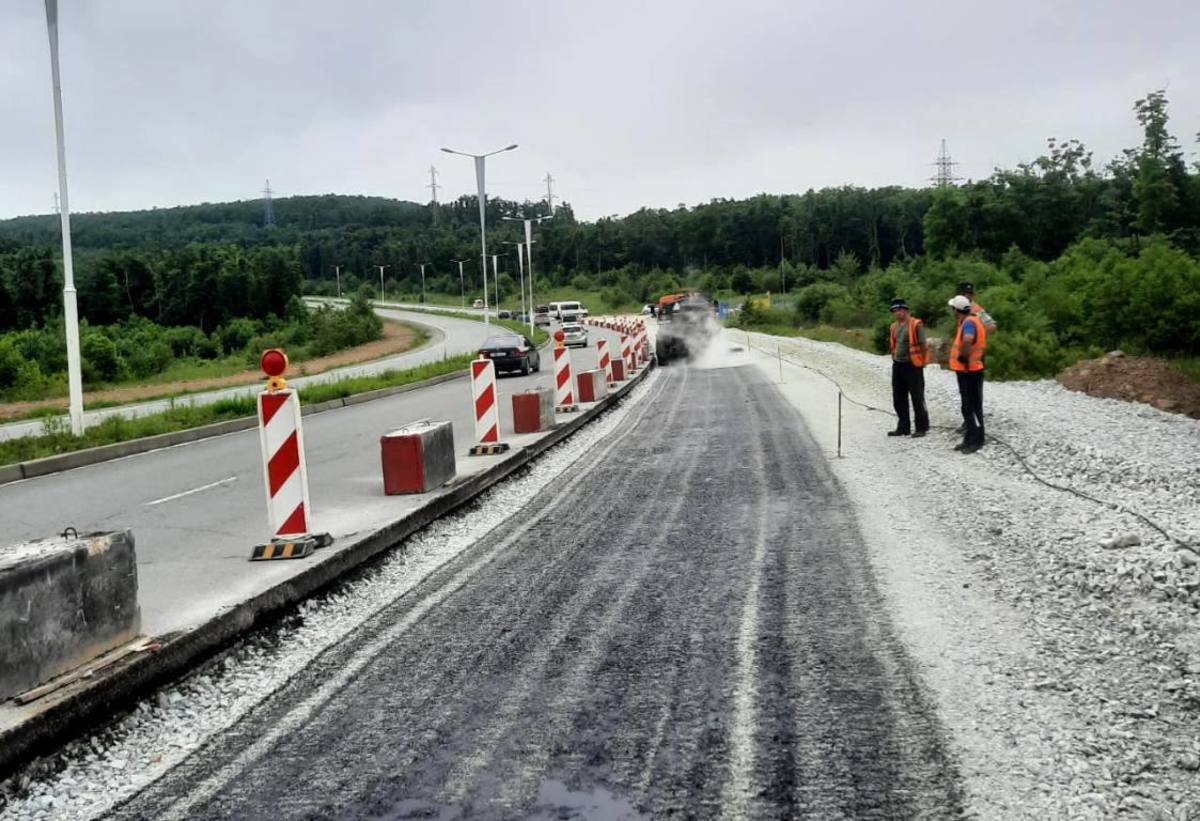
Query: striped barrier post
251 349 332 561
620 334 633 376
469 356 509 455
598 338 614 384
553 330 578 413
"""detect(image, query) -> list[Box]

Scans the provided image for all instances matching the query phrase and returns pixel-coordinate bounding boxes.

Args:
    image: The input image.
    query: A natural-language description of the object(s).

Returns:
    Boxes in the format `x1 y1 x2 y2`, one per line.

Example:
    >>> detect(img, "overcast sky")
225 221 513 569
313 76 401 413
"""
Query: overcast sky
2 0 1198 221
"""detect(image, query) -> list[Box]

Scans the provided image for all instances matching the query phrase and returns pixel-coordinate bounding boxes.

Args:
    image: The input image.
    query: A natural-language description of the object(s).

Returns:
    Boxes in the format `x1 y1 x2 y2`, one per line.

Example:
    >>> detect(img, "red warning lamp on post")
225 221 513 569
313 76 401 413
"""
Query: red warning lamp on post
553 329 565 349
260 348 289 392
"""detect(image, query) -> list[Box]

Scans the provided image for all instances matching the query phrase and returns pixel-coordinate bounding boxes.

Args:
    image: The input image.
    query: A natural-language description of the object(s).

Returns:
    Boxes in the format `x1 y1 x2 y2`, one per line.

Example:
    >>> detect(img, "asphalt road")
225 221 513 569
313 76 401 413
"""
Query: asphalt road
0 307 499 442
108 364 963 819
0 321 616 636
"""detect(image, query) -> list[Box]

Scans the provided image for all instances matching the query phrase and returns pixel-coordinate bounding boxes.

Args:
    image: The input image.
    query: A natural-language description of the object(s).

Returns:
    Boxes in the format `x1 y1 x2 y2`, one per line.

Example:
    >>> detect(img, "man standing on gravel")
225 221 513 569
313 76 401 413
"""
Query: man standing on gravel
886 298 930 438
949 295 987 453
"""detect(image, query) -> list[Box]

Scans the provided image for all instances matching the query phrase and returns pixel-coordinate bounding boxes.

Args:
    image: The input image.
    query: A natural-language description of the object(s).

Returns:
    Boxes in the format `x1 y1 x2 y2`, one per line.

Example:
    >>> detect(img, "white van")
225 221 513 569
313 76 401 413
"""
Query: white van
549 300 584 321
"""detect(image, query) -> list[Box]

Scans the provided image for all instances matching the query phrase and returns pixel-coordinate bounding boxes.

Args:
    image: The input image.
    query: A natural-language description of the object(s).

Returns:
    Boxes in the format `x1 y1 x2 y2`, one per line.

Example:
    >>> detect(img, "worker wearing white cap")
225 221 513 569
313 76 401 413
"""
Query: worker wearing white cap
948 294 987 453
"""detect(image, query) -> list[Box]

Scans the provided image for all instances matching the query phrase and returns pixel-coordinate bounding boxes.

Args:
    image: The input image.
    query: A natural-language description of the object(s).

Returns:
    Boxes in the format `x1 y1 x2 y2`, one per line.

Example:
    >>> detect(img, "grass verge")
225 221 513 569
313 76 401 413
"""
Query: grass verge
0 354 476 468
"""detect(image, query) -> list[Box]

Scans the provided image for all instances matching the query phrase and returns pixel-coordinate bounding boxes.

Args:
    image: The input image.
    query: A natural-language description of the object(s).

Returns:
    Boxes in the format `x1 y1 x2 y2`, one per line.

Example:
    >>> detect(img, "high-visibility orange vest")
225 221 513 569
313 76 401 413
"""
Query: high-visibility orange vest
889 318 928 368
949 315 986 372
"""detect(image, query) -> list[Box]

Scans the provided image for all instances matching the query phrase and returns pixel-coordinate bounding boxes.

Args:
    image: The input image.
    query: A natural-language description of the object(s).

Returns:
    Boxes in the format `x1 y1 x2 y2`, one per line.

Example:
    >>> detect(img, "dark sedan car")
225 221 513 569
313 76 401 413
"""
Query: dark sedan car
478 334 541 375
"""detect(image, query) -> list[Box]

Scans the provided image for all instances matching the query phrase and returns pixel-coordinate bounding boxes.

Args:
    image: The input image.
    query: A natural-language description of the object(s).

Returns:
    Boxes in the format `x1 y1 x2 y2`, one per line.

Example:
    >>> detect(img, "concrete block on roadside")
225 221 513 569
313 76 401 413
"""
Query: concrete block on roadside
513 387 555 433
577 369 608 404
611 359 626 382
381 419 456 495
0 531 140 702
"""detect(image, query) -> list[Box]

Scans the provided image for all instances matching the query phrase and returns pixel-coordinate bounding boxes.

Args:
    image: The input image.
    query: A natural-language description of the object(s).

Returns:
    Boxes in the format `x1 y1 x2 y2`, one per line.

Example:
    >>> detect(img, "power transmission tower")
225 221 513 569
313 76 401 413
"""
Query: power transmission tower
428 165 440 204
53 191 60 214
930 139 961 188
544 172 556 213
262 179 276 227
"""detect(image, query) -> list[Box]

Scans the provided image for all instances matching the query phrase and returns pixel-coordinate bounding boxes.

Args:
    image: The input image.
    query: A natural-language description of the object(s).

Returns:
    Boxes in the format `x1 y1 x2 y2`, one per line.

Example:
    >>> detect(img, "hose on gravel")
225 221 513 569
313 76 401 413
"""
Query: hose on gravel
745 334 1194 551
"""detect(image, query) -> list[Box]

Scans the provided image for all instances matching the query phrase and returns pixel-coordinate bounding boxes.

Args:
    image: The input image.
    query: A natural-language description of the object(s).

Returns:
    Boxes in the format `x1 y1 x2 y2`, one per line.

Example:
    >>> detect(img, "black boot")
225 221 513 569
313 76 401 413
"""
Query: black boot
887 428 910 437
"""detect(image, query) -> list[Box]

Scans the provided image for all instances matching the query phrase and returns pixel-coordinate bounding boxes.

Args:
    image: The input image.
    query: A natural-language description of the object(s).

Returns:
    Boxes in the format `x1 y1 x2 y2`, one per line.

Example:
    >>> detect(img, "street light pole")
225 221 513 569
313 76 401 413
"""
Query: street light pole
491 254 502 308
376 265 388 302
43 0 84 435
502 241 527 321
503 214 552 335
441 143 518 327
452 258 470 308
334 265 342 298
419 263 429 305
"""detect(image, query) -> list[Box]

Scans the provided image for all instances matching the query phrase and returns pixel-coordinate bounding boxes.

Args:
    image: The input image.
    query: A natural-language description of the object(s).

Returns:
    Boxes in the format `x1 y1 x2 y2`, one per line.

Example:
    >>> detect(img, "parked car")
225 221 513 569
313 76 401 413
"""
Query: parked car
534 305 552 327
561 323 588 348
472 298 484 309
478 334 541 375
497 310 513 320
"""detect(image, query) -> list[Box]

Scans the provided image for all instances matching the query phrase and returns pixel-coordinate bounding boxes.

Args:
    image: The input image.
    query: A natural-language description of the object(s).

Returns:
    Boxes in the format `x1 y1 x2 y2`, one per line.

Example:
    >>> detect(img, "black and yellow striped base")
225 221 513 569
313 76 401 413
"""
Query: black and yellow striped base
468 442 511 456
250 532 333 561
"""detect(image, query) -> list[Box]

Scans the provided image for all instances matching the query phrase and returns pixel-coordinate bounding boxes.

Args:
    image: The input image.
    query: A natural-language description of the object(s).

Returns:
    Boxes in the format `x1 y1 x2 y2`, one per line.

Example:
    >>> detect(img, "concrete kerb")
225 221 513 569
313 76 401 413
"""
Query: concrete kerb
0 371 469 488
0 361 653 778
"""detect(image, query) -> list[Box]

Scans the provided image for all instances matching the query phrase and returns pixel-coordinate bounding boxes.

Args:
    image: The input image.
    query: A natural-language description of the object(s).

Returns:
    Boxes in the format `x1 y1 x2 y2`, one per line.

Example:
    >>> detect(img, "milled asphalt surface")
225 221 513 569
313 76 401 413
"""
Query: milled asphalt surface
0 319 615 637
0 307 502 442
107 364 964 820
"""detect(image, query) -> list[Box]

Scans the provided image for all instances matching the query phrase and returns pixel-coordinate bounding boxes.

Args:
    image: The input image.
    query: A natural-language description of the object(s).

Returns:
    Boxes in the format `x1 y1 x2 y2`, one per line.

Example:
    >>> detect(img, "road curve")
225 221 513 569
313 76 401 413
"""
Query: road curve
108 364 963 819
0 307 496 442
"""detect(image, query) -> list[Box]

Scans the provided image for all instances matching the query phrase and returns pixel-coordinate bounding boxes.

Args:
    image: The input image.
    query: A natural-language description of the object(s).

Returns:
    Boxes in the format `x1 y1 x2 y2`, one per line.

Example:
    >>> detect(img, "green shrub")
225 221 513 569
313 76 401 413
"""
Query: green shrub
81 333 124 382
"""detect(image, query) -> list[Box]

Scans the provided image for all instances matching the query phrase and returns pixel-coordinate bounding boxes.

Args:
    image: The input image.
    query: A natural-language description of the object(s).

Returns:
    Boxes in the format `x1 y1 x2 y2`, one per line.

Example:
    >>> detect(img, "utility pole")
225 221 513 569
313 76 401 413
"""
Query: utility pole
334 265 342 298
491 254 502 307
502 241 527 320
376 264 388 302
262 179 276 227
418 263 429 304
544 172 556 213
427 165 440 204
43 0 84 435
453 258 470 308
502 214 551 334
930 139 961 188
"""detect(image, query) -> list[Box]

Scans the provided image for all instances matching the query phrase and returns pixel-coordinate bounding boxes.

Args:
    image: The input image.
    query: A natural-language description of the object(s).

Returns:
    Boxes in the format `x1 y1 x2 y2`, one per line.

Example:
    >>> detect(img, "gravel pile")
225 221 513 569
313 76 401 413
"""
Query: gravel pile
745 329 1200 818
0 373 661 821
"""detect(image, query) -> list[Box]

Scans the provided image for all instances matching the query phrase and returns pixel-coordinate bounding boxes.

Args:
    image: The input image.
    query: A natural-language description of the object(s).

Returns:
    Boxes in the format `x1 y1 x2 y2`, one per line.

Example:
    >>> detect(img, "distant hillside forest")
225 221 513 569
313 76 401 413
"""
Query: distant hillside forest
0 89 1197 379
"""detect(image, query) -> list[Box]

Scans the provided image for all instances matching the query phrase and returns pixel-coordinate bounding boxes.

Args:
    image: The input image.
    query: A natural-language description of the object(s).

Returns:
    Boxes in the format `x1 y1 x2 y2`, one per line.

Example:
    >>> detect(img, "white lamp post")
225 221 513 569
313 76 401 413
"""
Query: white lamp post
440 144 518 326
452 258 470 308
43 0 84 435
334 265 342 298
418 263 429 305
376 265 388 302
503 214 552 335
502 241 527 321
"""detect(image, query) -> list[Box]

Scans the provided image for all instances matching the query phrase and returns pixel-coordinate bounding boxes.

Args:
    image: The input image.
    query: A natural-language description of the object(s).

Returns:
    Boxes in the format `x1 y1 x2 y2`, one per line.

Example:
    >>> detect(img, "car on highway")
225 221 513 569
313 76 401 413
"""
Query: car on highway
561 323 588 348
478 334 541 375
534 305 552 327
549 300 585 322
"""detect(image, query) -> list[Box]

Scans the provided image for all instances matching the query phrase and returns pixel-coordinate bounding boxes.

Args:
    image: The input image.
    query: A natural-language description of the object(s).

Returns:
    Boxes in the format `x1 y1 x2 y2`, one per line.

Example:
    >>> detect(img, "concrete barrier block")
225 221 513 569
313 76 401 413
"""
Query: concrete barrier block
611 359 626 382
512 387 555 433
0 531 140 702
576 369 608 403
380 419 456 494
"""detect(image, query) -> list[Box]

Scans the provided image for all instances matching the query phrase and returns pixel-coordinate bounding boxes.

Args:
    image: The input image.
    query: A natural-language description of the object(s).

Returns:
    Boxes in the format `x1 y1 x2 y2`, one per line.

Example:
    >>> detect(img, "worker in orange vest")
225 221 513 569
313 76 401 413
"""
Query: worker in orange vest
886 298 929 437
948 294 987 453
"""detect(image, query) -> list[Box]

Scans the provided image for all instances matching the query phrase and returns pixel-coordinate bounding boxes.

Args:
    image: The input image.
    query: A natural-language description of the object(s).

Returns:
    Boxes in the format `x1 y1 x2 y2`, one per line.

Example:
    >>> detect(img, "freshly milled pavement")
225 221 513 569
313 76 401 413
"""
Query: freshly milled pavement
109 364 963 820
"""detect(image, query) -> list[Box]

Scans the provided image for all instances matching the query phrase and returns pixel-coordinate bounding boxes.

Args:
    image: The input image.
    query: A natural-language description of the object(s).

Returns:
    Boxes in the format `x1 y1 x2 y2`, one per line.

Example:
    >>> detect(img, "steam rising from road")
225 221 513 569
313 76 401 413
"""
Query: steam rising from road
650 312 752 370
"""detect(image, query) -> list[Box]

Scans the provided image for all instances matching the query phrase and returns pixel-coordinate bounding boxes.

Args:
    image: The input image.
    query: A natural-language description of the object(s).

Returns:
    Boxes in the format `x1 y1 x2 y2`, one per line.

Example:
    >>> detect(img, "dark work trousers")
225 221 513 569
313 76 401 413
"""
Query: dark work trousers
956 370 985 446
891 361 929 434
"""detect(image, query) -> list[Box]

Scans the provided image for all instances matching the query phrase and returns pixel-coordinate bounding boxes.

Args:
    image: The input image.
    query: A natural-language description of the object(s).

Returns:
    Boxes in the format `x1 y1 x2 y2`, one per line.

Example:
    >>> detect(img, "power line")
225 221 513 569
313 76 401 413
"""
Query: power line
929 139 961 188
262 179 275 227
428 165 440 204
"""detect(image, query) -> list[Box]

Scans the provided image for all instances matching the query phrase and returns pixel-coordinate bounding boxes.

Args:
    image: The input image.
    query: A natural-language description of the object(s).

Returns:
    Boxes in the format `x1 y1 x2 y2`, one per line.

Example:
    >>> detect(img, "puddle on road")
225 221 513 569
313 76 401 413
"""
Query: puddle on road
371 779 647 820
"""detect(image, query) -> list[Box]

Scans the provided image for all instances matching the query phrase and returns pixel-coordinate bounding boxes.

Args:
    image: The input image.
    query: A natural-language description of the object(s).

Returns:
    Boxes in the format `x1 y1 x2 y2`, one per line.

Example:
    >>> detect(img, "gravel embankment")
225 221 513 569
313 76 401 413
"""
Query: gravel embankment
744 328 1200 819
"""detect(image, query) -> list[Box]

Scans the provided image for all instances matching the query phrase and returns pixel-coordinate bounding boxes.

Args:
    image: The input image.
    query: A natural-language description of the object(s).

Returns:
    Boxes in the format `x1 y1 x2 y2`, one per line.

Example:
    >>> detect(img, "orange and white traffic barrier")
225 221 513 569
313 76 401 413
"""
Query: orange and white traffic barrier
620 334 633 375
598 338 614 384
251 349 331 561
553 330 578 413
469 356 508 455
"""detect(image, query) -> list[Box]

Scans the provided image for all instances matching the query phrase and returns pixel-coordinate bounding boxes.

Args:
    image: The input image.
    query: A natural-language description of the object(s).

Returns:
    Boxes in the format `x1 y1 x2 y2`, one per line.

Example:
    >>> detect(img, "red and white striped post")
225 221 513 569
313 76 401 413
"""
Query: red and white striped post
620 334 633 377
553 329 578 412
469 356 509 455
597 338 614 384
251 349 331 561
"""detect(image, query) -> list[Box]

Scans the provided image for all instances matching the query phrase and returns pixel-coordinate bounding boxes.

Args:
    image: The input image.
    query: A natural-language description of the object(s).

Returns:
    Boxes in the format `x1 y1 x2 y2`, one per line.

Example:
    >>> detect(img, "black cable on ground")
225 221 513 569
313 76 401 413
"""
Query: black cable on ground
746 334 1194 551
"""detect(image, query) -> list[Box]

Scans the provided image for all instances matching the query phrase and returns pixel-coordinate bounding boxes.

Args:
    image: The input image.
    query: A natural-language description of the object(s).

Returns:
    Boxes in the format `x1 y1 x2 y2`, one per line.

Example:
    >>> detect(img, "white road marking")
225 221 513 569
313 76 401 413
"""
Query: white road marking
146 476 238 507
